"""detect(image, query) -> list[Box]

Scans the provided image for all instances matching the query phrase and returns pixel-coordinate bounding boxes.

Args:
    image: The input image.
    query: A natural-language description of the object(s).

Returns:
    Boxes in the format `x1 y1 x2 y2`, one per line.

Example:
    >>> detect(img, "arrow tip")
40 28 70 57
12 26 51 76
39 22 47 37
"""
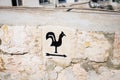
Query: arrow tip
63 55 67 57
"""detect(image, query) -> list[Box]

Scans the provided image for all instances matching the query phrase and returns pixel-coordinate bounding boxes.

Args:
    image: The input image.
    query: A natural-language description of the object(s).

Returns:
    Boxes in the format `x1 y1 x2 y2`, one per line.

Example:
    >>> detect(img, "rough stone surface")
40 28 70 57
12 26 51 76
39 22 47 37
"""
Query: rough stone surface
111 32 120 68
77 31 113 62
0 25 120 80
72 64 87 80
0 25 42 54
42 26 77 67
57 64 87 80
0 25 44 80
87 67 120 80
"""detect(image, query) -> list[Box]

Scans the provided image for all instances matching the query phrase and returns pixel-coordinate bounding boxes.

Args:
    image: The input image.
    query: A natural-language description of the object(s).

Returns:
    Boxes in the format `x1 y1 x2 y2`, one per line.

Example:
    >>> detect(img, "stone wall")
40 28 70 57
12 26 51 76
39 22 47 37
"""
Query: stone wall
0 25 120 80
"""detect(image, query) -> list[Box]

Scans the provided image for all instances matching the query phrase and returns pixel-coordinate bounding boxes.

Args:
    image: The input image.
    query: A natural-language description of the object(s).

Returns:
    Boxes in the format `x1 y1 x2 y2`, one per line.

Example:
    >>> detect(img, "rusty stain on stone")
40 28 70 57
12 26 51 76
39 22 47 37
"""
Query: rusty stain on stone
2 25 8 35
84 41 91 48
0 57 6 71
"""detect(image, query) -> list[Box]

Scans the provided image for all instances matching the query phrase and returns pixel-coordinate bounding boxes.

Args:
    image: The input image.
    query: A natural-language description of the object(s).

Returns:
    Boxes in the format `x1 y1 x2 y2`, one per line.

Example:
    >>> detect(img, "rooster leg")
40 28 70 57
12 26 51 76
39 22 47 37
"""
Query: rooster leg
55 47 57 53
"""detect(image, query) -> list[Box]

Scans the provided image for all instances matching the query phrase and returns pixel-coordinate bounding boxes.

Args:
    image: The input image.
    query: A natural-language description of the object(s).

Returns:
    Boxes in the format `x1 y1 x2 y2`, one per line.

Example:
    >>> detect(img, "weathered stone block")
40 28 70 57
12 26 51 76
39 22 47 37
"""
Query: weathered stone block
112 32 120 66
0 25 44 80
0 25 119 80
0 25 42 55
87 67 120 80
0 25 28 53
42 26 77 67
77 31 113 62
57 64 87 80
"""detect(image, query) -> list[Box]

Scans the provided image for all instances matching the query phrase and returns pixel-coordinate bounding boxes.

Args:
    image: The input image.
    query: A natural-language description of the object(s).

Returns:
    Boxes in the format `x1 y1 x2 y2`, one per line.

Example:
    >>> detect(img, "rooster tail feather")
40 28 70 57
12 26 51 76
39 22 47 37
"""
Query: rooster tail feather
46 32 56 42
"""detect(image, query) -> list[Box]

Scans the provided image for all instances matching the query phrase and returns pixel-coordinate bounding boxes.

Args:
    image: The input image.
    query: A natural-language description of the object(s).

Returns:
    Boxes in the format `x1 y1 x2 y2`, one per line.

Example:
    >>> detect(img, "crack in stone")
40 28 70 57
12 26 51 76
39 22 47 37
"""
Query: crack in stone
56 72 59 80
72 58 106 73
0 49 28 55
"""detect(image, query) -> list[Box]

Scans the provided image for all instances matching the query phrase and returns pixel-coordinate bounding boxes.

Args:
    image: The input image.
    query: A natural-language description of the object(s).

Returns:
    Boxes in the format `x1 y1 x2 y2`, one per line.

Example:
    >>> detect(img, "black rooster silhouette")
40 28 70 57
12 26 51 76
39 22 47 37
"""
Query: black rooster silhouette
46 31 66 53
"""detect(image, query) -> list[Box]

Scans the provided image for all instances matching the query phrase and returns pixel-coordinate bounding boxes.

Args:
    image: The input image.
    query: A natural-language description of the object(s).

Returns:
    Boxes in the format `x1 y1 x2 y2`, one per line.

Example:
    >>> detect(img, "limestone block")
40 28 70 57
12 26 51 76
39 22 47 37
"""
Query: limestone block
57 64 87 80
98 67 120 80
42 26 77 67
0 54 45 80
0 25 43 80
77 31 113 62
0 25 27 53
0 25 42 55
112 32 120 66
88 67 120 80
